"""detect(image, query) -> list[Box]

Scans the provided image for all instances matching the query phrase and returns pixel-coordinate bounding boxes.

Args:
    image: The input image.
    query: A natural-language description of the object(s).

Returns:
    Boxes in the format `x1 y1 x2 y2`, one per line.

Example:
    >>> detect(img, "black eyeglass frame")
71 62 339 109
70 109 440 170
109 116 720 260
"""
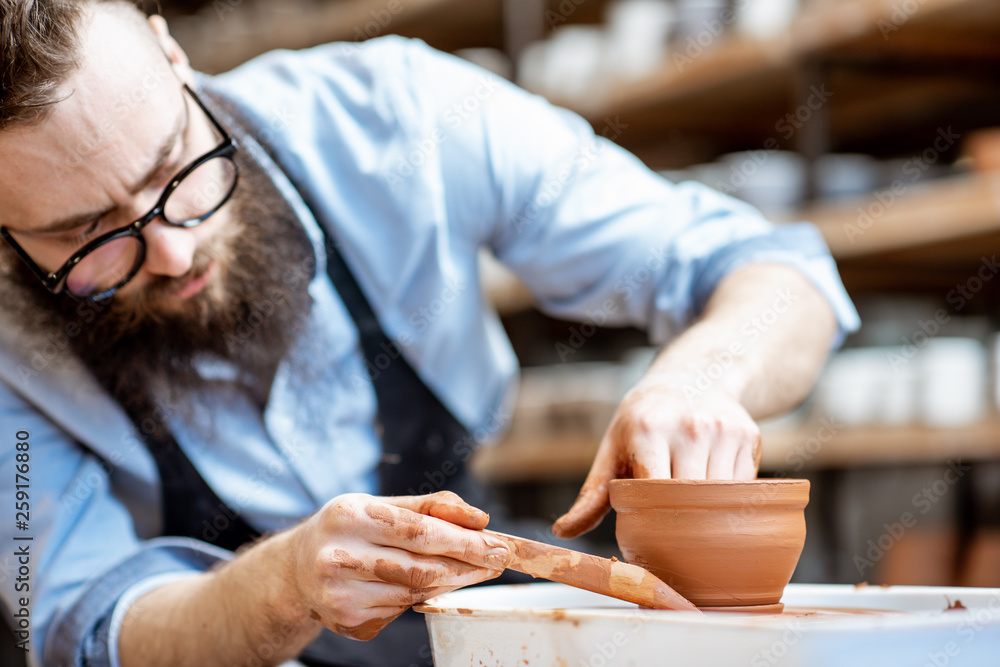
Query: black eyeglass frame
0 83 240 302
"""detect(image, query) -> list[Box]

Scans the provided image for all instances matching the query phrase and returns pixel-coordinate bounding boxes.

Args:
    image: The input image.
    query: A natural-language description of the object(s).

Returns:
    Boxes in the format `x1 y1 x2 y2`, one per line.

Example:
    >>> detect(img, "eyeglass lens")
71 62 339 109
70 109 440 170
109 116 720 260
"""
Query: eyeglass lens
163 154 237 224
65 156 237 297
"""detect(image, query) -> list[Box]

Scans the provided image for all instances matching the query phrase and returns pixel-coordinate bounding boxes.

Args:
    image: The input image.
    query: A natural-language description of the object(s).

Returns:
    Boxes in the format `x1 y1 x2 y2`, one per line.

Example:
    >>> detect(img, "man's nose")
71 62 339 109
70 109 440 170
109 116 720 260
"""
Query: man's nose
140 219 197 278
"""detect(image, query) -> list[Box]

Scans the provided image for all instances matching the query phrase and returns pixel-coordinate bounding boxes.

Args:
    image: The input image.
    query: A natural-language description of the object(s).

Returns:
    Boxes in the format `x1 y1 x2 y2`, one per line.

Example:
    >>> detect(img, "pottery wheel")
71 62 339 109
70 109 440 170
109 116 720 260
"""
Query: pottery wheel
699 603 911 616
701 602 786 614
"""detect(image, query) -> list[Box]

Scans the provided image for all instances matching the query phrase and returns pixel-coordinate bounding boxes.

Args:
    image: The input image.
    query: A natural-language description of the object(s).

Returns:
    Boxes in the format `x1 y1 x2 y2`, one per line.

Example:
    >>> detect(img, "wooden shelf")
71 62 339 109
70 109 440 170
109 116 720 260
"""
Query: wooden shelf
558 0 1000 165
470 417 1000 484
171 0 503 74
805 170 1000 258
576 0 1000 118
484 171 1000 308
471 430 598 483
760 417 1000 471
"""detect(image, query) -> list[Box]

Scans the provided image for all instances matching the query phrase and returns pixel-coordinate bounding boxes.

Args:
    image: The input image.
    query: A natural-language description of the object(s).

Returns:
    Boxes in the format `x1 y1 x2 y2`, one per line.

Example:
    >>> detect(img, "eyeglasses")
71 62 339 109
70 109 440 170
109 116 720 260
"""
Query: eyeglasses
0 84 239 301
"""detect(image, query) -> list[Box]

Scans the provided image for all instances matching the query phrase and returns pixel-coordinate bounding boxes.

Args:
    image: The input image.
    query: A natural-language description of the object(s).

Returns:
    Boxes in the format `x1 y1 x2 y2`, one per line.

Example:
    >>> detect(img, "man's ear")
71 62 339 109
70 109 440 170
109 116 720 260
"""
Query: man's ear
148 15 195 82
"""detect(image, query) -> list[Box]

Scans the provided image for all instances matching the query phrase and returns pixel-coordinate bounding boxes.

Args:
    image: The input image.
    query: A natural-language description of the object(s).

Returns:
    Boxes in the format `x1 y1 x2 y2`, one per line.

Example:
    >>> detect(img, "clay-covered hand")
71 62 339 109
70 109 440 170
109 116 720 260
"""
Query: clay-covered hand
552 381 762 539
286 490 510 639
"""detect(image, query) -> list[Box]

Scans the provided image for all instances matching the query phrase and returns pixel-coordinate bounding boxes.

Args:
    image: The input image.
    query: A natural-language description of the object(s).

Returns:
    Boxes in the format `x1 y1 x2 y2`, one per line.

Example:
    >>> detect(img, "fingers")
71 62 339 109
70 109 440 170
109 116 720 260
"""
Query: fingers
389 490 490 530
552 436 618 539
705 440 737 479
733 432 762 480
626 415 672 479
672 415 761 480
370 550 501 589
346 496 510 570
321 546 500 592
331 611 402 641
295 492 509 643
318 569 502 641
308 543 503 640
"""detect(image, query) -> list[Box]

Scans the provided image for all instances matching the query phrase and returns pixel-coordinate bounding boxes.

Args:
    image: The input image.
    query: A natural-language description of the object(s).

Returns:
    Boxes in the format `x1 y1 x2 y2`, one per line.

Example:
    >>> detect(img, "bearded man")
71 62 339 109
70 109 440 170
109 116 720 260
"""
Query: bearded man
0 1 858 666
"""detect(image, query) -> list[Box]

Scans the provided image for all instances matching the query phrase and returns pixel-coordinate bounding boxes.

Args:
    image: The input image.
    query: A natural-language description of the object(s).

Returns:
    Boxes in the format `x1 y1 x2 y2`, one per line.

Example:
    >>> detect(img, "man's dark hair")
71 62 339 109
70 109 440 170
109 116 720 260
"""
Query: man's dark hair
1 0 149 130
0 0 87 129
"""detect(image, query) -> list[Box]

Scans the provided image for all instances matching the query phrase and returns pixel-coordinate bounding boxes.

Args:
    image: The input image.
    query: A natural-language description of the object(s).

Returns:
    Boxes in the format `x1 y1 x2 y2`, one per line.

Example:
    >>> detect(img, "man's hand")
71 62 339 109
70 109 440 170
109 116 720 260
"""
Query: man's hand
552 264 837 540
119 491 509 666
286 491 511 640
552 382 762 538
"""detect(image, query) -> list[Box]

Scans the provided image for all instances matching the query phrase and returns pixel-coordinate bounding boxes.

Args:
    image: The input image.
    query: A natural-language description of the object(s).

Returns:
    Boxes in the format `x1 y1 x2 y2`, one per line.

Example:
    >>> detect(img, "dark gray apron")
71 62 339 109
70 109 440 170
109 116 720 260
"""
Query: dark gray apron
140 86 535 667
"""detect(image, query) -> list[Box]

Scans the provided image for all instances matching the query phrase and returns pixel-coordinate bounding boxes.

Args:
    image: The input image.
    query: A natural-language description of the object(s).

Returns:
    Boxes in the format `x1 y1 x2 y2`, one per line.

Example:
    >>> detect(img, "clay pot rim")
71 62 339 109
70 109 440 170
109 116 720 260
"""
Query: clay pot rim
609 478 809 487
609 478 810 510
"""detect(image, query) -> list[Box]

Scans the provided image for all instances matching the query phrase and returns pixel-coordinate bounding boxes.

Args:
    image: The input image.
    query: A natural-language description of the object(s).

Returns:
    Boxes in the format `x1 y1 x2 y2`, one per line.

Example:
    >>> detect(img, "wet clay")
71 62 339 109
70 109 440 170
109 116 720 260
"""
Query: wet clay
364 503 399 527
333 616 395 641
609 478 810 608
331 549 365 572
483 530 698 611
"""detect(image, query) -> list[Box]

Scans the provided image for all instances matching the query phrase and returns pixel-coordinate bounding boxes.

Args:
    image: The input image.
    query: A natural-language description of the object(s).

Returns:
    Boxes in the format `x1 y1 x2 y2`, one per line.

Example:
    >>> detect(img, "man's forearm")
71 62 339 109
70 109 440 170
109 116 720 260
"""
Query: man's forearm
118 530 321 667
116 491 511 666
647 263 838 419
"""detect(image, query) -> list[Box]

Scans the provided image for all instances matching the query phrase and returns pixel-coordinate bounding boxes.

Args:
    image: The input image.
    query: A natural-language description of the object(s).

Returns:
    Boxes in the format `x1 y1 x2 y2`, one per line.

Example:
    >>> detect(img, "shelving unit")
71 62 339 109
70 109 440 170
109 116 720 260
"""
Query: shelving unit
148 0 1000 588
804 170 1000 292
471 417 1000 484
806 172 1000 260
165 0 1000 481
558 0 1000 168
170 0 504 74
471 0 1000 486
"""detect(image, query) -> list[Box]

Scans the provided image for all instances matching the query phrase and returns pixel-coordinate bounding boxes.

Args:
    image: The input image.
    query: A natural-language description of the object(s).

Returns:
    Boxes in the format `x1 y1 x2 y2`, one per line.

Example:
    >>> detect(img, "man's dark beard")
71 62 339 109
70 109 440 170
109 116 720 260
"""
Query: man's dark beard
0 148 316 420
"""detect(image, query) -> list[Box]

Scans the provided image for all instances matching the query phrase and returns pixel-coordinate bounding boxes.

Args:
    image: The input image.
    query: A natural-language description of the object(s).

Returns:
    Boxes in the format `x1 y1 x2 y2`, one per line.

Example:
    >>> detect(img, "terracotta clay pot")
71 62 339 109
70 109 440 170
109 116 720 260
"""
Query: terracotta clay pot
609 478 810 608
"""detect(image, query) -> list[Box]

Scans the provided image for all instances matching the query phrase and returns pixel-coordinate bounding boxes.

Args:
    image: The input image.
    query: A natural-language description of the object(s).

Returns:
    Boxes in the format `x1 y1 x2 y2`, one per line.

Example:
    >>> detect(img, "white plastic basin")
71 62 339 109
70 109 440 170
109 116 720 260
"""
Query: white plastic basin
415 582 1000 666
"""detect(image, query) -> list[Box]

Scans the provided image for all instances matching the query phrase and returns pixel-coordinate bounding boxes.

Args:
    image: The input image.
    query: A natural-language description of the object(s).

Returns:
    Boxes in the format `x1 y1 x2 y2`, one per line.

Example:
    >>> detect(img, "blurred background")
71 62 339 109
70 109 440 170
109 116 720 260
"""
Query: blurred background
155 0 1000 588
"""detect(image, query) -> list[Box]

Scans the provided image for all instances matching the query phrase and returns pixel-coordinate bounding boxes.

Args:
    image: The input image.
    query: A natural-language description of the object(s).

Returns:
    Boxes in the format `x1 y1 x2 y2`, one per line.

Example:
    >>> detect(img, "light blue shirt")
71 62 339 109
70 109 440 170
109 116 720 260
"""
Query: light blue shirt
0 36 859 667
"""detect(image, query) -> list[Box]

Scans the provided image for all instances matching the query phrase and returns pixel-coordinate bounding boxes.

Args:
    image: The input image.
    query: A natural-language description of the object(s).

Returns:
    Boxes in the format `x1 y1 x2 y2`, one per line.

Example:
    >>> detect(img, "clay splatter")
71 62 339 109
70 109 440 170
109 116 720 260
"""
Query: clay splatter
944 598 967 612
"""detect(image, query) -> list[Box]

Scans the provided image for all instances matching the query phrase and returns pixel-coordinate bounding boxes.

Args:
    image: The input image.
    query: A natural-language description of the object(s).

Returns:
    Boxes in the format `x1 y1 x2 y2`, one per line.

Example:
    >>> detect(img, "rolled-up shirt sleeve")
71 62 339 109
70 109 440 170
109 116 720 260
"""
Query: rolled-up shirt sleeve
385 38 860 343
0 386 231 667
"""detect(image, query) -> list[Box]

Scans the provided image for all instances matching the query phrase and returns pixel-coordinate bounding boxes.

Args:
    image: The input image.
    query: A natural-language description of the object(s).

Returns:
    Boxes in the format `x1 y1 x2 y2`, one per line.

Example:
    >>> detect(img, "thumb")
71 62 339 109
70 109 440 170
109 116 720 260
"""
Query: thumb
552 440 619 538
552 479 611 539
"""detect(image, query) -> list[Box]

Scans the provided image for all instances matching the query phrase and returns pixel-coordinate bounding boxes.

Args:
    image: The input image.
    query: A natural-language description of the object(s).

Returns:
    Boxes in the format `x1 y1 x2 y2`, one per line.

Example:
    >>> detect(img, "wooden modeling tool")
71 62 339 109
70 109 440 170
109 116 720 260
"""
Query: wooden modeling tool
484 530 700 612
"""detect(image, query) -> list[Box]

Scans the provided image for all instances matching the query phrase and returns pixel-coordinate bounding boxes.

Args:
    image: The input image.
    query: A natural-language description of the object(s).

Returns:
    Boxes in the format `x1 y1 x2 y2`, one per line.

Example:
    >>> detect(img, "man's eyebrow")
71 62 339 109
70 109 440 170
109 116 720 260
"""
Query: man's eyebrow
36 107 188 235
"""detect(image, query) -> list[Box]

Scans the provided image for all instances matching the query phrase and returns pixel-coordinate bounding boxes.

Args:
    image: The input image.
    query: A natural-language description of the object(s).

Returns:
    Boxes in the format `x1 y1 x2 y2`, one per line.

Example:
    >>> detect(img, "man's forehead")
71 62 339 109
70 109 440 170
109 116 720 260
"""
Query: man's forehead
0 7 182 231
57 5 180 142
